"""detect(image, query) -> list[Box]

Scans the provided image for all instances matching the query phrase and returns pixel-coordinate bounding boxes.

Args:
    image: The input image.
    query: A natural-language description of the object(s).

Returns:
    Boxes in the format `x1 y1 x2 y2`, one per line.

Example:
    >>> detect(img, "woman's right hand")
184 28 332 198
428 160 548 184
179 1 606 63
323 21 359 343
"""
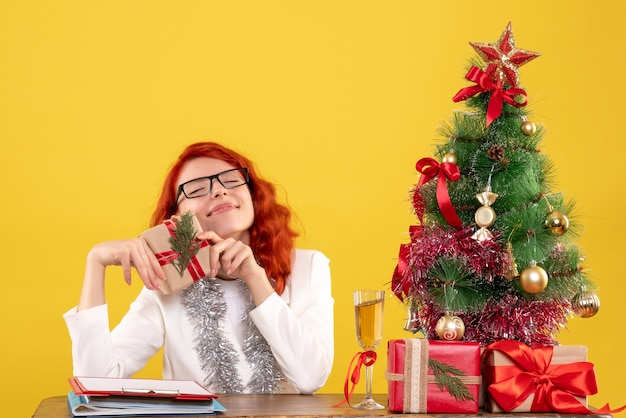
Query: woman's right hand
87 238 166 291
87 238 165 290
79 238 167 311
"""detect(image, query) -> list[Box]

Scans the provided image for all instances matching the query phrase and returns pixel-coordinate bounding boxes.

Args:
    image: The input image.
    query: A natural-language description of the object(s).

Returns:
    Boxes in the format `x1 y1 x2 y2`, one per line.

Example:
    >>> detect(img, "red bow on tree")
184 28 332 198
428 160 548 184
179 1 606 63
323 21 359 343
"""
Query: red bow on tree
391 242 411 301
452 66 528 127
414 157 463 229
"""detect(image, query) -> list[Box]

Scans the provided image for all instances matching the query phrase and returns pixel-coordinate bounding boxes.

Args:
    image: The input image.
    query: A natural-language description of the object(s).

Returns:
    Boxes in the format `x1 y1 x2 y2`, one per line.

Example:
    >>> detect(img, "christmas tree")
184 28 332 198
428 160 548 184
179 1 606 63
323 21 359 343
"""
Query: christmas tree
391 22 600 347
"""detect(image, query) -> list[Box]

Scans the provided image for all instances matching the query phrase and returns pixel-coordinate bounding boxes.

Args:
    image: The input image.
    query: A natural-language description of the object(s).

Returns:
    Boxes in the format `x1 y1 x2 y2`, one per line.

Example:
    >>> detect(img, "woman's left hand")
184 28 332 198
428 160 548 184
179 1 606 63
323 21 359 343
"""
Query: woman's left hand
197 231 274 305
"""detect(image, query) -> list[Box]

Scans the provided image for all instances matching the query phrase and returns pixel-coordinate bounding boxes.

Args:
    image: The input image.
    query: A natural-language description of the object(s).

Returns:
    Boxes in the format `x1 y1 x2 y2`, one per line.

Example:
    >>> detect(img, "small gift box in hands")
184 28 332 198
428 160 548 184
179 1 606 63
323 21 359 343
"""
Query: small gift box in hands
140 211 211 295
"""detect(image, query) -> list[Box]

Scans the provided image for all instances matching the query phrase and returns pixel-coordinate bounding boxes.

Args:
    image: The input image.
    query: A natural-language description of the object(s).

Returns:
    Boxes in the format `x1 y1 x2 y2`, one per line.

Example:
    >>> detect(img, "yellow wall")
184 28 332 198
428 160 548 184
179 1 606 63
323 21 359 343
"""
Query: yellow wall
2 1 624 416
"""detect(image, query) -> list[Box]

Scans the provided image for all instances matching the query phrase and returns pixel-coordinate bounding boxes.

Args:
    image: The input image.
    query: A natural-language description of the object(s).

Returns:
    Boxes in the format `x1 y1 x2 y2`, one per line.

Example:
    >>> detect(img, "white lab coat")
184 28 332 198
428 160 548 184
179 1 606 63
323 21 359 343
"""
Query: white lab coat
64 249 334 394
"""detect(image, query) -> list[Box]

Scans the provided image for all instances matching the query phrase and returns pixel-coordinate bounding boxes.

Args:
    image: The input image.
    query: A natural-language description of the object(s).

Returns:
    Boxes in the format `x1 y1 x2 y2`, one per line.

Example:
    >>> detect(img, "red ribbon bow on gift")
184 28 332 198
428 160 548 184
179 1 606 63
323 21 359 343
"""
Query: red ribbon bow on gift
452 66 528 127
485 340 626 415
415 157 463 229
333 351 377 407
154 219 209 281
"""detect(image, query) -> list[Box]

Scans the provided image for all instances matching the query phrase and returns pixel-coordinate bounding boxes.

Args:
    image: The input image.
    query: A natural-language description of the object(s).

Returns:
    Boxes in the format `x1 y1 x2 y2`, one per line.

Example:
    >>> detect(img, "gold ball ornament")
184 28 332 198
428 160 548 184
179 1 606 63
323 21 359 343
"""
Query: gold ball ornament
521 120 537 136
545 210 569 235
519 264 549 293
435 314 465 341
572 290 600 318
442 151 457 165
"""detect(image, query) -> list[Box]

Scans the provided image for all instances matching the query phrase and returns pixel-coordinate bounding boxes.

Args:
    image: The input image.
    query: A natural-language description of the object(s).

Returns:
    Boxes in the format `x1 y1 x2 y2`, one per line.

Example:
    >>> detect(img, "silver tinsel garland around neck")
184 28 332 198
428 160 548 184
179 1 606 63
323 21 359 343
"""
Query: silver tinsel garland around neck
181 277 285 393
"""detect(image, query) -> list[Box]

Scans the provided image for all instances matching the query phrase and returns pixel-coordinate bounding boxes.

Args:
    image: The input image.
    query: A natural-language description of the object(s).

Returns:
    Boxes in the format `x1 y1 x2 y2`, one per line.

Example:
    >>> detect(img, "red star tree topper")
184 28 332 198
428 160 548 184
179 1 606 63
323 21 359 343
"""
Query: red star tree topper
469 22 540 87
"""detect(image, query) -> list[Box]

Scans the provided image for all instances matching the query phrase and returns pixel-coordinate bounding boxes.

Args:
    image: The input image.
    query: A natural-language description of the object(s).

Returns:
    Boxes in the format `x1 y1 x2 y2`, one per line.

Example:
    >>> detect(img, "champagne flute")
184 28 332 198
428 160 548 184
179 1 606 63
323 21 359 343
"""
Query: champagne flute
352 290 385 410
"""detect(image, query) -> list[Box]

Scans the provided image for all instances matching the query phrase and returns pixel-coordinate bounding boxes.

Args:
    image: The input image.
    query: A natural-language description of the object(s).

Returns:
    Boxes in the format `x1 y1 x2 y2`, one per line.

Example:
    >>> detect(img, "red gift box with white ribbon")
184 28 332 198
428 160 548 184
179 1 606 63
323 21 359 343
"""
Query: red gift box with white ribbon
386 339 481 413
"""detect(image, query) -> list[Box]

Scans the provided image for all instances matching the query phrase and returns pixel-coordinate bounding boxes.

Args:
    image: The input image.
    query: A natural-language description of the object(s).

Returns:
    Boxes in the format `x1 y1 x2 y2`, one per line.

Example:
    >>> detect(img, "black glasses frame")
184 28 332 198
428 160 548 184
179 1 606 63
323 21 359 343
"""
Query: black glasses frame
176 167 250 201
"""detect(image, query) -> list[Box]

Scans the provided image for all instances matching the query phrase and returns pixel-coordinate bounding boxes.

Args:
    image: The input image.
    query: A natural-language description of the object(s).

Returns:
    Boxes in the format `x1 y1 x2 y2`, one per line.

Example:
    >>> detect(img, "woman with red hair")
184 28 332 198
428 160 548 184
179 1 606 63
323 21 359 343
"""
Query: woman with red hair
64 142 334 394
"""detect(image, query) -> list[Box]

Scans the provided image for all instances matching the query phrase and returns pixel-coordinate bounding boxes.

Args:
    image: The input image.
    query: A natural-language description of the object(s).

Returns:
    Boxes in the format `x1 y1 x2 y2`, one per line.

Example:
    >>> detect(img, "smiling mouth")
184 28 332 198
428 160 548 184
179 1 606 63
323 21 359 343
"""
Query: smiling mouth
208 204 237 216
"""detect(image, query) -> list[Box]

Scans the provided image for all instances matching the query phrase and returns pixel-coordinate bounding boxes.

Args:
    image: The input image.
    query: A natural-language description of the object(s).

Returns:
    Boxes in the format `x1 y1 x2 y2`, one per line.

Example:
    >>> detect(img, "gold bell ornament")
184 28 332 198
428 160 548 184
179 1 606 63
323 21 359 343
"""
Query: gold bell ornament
572 287 600 318
504 241 520 280
519 260 548 294
435 312 465 341
403 300 422 334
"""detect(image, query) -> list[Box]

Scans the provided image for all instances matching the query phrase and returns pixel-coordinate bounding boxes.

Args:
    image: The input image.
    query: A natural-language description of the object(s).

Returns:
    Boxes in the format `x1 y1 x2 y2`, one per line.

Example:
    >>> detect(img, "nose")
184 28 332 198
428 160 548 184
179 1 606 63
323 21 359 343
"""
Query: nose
211 179 228 197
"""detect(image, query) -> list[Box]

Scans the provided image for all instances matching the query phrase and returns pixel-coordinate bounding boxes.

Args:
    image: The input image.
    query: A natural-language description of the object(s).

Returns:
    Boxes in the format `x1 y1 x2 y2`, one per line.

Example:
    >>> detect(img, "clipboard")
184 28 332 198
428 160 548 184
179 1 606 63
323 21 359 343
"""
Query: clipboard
69 376 218 401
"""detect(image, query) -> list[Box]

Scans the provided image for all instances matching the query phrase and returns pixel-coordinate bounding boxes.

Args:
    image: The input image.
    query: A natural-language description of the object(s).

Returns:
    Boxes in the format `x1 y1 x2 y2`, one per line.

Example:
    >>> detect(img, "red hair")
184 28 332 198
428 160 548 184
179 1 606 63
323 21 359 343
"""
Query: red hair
151 142 298 295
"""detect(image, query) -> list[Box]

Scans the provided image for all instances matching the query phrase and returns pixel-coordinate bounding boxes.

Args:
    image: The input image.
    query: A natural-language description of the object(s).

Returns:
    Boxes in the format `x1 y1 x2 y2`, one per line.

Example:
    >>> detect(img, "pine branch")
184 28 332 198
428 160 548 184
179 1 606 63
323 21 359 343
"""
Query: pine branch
167 211 200 277
428 358 476 402
428 257 488 311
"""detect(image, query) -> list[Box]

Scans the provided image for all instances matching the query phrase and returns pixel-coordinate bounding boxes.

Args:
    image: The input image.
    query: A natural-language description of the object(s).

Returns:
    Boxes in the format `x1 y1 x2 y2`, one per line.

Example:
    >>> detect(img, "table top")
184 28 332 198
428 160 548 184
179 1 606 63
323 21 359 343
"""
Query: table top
32 393 612 418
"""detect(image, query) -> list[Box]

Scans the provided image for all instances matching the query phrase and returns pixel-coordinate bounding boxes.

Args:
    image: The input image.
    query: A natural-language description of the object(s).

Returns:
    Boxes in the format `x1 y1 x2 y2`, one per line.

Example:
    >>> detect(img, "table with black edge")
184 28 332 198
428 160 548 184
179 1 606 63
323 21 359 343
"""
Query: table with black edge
32 393 612 418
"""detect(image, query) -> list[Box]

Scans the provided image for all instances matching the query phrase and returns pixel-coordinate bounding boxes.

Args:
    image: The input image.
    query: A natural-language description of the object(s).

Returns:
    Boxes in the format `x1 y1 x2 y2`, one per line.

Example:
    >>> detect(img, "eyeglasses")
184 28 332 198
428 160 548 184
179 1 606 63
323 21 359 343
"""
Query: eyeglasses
176 168 250 201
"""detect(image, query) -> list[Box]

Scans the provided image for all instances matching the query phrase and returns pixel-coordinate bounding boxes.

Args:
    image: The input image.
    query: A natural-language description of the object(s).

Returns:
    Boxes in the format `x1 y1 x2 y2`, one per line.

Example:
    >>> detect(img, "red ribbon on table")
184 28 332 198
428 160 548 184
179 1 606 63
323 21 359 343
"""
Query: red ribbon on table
154 219 209 281
333 350 377 407
452 66 528 127
415 157 463 229
484 340 626 415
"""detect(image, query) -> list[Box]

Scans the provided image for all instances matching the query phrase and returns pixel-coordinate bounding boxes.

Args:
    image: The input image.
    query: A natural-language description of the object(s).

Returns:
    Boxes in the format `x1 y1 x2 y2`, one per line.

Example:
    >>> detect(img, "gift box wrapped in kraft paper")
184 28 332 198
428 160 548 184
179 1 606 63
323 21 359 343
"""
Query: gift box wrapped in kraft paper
140 212 211 295
483 339 597 413
386 339 481 413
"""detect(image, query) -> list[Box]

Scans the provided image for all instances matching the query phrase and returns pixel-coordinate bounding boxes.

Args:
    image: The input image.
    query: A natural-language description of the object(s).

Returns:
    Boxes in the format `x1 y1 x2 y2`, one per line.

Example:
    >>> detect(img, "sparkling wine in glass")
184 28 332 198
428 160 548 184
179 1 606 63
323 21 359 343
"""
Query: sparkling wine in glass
353 290 385 410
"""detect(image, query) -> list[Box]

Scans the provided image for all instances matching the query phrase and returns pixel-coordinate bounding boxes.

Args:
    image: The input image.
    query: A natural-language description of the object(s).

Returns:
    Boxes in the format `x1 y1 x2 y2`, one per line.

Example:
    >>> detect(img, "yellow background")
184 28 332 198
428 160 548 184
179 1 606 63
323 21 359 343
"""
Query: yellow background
1 1 624 416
